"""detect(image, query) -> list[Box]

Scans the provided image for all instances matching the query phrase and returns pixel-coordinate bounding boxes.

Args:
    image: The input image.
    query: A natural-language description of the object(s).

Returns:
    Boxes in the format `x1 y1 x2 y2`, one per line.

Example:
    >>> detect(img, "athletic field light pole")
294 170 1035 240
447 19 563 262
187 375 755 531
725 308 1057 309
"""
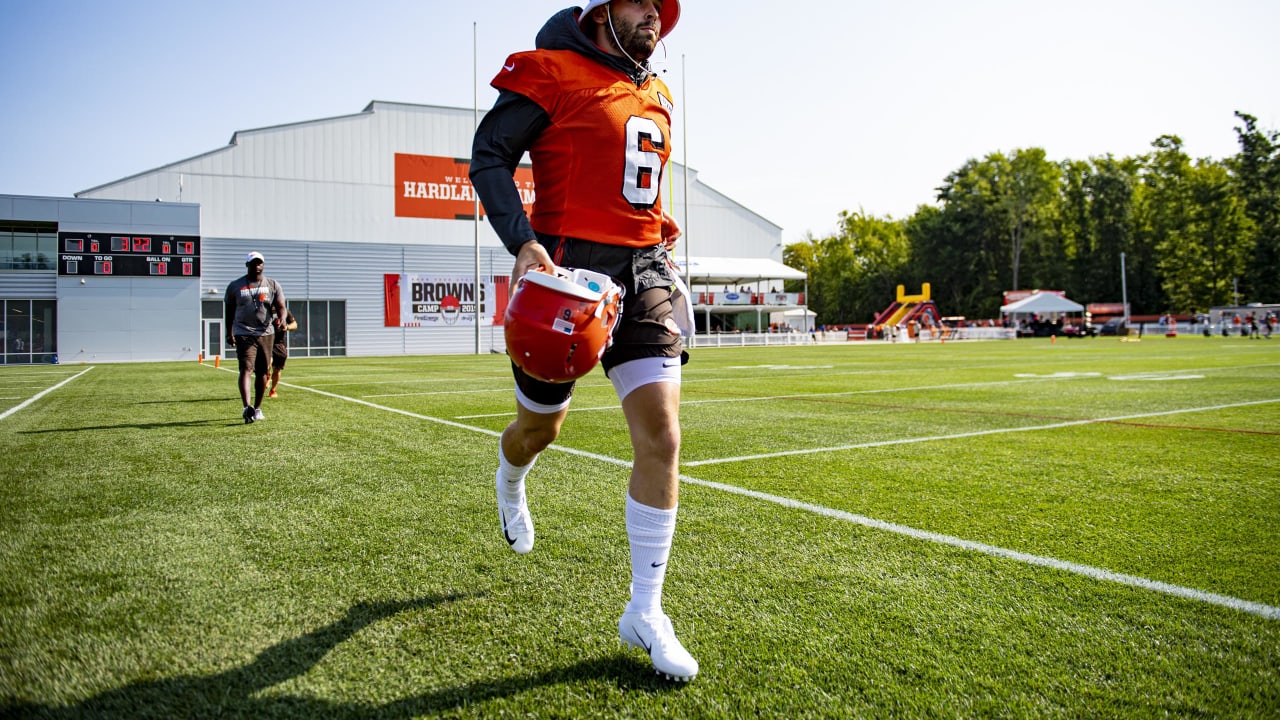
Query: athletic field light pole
682 54 690 296
473 21 481 354
1120 251 1130 327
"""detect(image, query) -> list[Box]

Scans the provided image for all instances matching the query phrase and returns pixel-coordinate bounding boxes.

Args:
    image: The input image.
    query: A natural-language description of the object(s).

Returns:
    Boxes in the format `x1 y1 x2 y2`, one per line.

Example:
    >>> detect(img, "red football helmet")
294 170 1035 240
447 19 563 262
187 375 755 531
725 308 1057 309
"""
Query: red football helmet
505 267 623 383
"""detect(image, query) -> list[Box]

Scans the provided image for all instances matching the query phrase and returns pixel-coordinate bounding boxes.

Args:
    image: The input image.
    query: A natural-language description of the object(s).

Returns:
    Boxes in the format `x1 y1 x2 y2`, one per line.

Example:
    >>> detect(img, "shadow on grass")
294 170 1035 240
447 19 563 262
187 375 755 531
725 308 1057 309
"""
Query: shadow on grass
134 397 236 404
5 594 685 719
19 418 231 433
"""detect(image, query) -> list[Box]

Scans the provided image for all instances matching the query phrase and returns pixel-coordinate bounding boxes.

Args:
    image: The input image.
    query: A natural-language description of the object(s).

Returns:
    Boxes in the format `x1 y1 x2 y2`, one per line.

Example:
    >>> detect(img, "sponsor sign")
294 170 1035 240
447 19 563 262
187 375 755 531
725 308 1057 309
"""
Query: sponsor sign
394 153 535 220
383 273 509 328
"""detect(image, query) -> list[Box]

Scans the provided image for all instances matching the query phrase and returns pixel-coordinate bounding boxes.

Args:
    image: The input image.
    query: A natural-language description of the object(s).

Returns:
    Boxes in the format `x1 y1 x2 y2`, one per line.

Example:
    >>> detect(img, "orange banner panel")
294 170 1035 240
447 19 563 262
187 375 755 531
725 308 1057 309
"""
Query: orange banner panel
395 153 534 220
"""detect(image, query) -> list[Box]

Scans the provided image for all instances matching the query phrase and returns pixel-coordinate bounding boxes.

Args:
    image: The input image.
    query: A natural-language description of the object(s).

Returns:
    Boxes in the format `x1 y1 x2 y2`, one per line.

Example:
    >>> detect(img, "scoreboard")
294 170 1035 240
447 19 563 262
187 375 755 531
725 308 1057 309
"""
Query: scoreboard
58 232 201 277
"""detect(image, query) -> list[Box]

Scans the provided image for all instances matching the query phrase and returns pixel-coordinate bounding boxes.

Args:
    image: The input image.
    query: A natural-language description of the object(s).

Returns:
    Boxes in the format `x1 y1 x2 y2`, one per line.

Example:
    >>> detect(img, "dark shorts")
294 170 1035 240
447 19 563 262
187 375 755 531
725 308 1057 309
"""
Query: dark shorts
512 236 688 408
272 339 288 369
235 335 273 376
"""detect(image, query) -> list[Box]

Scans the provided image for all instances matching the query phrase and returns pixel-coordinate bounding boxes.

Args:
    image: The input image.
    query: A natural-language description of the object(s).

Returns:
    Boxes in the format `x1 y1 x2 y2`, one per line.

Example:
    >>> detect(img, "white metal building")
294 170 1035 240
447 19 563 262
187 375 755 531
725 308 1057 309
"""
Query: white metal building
0 195 201 364
1 100 795 364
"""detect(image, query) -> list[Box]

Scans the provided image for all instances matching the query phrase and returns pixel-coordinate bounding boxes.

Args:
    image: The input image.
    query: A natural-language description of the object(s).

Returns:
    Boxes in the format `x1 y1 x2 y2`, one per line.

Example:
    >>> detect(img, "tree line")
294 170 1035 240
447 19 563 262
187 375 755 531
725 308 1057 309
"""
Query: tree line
783 112 1280 324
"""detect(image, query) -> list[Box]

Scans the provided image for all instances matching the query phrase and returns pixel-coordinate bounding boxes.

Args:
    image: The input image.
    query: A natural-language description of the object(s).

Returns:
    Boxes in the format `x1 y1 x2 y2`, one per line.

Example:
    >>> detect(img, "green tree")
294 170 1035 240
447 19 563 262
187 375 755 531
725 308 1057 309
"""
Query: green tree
919 157 1010 318
1078 156 1139 305
1130 136 1196 314
999 148 1062 292
1231 111 1280 302
783 212 910 325
1157 161 1252 310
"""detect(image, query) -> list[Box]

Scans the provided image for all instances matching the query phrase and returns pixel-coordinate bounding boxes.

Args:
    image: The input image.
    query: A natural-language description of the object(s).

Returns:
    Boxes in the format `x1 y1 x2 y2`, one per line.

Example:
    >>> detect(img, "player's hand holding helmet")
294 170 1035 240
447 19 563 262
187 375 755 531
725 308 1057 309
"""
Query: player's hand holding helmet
505 266 623 383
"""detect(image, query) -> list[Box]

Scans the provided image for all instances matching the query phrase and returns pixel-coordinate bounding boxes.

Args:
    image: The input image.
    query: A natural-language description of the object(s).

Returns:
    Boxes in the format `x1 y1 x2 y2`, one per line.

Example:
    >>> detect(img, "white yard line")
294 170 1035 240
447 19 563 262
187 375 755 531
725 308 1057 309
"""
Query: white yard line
0 367 95 421
364 387 515 399
680 474 1280 621
686 398 1280 466
228 364 1280 622
455 377 1072 419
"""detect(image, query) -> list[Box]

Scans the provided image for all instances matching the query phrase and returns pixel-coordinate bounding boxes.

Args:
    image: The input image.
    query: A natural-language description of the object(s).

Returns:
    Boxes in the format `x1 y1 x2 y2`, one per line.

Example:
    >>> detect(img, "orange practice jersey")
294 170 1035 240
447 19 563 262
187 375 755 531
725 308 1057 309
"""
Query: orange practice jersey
492 49 674 248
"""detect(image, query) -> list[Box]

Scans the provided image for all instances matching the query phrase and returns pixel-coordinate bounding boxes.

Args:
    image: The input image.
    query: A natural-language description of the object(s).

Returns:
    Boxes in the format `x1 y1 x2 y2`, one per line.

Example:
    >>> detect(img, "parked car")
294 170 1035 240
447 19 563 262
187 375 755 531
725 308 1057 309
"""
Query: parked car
1098 318 1127 336
1060 322 1097 338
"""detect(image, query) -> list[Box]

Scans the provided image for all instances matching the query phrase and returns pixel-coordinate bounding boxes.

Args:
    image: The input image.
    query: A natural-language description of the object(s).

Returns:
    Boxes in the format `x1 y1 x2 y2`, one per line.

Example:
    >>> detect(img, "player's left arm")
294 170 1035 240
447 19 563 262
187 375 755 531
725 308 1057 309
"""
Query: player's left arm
470 90 550 256
661 209 681 251
271 281 288 332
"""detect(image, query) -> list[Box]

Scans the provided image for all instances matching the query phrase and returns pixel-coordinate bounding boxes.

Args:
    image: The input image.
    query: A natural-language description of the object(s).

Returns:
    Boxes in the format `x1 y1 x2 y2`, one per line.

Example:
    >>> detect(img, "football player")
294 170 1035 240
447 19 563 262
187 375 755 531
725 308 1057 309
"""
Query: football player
470 0 696 681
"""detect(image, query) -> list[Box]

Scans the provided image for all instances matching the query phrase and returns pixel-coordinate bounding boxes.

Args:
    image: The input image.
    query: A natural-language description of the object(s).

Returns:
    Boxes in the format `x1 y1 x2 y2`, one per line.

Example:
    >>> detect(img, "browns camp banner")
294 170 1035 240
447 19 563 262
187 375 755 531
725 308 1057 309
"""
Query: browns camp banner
394 153 535 220
383 273 509 328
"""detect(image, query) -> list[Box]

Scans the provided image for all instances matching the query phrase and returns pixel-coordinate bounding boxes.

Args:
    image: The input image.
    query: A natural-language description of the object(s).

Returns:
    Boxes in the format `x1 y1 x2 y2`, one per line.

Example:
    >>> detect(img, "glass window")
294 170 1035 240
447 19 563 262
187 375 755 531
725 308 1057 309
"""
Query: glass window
6 300 31 361
275 300 346 358
291 303 309 357
32 299 56 361
13 233 37 270
202 300 223 320
0 231 12 270
37 232 58 270
308 302 329 350
0 222 57 272
329 302 346 347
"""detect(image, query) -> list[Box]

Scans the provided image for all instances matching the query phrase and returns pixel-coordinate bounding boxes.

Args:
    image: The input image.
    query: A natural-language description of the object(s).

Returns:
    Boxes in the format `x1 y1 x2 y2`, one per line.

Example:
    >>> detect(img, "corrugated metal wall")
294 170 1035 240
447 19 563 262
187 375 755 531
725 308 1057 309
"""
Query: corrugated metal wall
78 101 781 257
0 274 56 299
72 101 785 358
201 237 509 356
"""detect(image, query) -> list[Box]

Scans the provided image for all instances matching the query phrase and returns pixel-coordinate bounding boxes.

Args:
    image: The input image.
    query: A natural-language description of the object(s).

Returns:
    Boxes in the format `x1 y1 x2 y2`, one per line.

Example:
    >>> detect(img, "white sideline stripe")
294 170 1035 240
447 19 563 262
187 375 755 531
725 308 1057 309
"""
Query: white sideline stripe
207 365 1280 622
686 397 1280 466
0 367 95 421
680 475 1280 621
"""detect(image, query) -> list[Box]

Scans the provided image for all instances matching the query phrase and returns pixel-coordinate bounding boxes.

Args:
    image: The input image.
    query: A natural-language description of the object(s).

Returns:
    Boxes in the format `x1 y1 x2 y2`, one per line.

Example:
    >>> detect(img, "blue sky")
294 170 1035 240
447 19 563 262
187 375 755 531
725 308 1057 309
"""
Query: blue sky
2 0 1278 242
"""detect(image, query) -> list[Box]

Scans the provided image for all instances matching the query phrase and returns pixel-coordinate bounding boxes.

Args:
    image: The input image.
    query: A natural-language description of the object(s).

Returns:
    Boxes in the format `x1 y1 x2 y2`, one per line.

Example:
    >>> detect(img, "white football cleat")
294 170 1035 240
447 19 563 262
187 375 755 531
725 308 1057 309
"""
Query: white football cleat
618 610 698 681
253 408 265 421
496 471 534 554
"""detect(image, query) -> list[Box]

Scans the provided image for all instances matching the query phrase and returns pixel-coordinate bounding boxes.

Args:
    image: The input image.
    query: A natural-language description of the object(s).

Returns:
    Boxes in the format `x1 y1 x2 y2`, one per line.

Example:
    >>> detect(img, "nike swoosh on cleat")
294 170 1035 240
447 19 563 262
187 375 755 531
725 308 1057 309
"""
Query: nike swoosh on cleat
503 62 515 71
500 509 517 546
631 625 652 654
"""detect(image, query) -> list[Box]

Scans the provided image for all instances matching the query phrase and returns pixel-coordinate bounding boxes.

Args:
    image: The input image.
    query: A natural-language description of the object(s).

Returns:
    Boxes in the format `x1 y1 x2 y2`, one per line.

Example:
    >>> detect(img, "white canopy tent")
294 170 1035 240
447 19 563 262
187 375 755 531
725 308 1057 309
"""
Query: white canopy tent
672 256 809 335
999 291 1084 315
674 256 807 285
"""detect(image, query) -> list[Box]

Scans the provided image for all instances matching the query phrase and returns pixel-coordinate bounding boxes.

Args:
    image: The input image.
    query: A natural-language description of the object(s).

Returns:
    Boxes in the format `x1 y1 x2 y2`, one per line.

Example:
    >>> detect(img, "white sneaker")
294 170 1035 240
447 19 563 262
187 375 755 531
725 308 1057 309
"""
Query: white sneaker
253 408 265 421
496 471 534 554
618 610 699 681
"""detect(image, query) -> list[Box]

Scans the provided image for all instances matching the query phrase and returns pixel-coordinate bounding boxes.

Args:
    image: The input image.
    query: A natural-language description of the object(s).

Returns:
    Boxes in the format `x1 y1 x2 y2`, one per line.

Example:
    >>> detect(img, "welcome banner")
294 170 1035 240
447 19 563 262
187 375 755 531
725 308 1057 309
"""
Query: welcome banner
394 153 535 220
383 273 508 328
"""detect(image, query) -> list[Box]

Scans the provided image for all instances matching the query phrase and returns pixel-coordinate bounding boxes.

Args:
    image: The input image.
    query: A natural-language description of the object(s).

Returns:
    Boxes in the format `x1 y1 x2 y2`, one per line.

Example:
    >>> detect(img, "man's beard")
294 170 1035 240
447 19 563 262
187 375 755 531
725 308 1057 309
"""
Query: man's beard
611 15 657 61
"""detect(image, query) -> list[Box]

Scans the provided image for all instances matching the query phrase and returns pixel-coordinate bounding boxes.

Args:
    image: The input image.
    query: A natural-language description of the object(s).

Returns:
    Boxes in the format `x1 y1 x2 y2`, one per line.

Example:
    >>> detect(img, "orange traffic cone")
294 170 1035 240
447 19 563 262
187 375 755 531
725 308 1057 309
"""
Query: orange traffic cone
198 352 204 364
214 355 220 368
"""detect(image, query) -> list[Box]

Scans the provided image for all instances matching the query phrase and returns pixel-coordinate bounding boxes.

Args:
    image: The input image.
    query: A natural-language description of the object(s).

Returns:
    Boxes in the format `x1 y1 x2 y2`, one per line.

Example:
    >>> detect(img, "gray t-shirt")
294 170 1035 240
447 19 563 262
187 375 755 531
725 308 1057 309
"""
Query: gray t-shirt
225 275 285 337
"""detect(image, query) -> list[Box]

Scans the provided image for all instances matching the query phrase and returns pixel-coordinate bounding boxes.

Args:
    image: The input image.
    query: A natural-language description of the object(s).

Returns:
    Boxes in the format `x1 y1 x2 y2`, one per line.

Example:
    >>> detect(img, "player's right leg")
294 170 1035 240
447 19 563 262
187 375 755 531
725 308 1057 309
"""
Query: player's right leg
497 365 572 554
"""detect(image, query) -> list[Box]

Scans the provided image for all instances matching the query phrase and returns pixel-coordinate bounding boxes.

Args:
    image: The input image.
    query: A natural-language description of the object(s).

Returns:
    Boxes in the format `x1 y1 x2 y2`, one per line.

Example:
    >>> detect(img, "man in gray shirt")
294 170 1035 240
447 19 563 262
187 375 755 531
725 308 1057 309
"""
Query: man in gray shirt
224 252 287 424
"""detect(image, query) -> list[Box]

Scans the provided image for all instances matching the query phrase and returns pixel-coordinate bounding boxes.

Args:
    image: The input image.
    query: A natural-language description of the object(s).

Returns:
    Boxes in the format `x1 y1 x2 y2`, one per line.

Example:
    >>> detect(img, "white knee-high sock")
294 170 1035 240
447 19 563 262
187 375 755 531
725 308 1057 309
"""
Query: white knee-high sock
625 494 677 615
498 445 535 502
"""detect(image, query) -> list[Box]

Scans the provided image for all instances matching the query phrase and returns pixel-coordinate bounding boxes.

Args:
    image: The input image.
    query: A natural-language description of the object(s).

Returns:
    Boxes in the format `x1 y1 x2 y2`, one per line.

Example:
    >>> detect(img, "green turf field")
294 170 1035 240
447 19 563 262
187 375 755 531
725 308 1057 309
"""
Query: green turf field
2 336 1278 718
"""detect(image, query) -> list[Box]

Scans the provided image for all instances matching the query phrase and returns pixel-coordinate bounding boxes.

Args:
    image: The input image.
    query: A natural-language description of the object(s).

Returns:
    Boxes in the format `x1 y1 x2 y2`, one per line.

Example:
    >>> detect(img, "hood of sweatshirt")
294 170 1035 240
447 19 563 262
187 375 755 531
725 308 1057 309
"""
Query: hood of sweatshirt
535 7 655 86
